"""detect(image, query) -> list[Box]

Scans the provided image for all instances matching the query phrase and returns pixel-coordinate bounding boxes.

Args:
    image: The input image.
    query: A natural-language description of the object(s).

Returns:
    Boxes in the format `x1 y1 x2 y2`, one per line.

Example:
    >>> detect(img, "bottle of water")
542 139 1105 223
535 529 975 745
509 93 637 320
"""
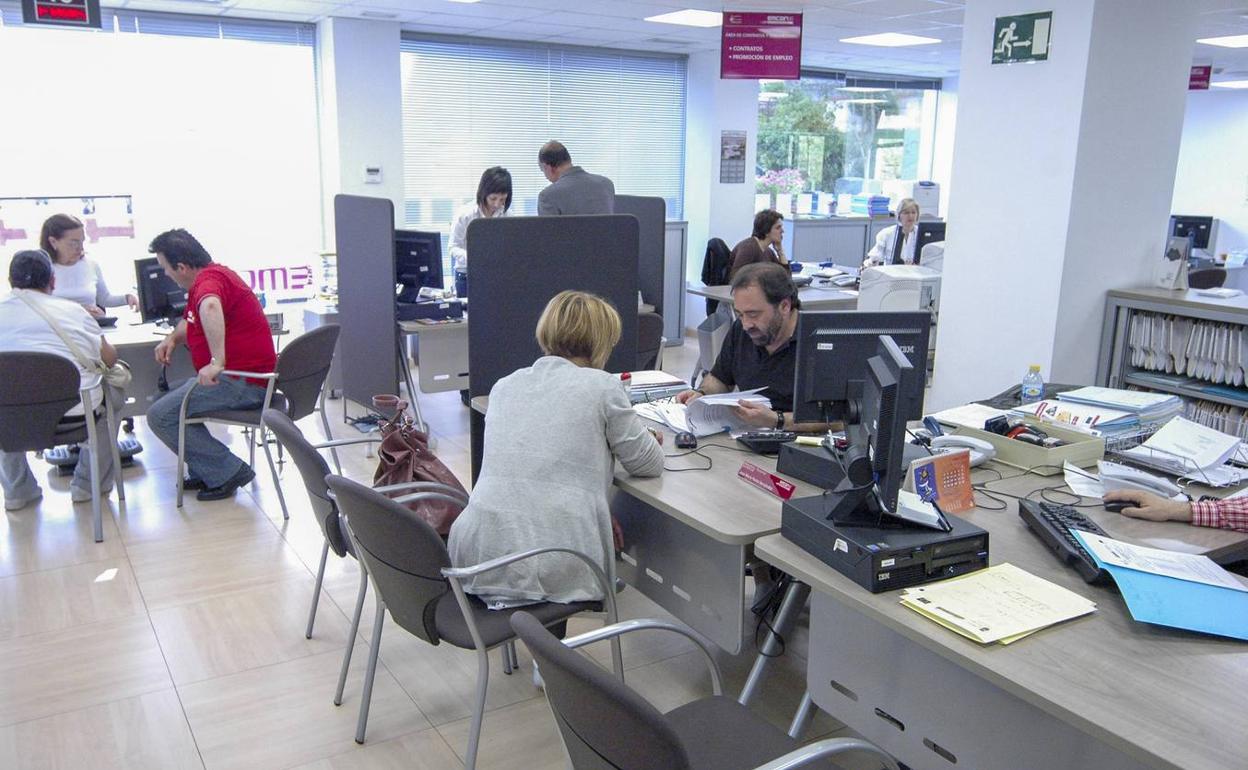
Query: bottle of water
1021 364 1044 403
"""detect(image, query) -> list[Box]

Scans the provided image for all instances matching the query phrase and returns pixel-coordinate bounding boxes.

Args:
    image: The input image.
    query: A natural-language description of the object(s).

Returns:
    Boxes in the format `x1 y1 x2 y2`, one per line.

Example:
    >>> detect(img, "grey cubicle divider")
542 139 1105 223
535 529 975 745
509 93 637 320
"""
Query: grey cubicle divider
614 195 665 319
466 214 640 480
334 194 398 413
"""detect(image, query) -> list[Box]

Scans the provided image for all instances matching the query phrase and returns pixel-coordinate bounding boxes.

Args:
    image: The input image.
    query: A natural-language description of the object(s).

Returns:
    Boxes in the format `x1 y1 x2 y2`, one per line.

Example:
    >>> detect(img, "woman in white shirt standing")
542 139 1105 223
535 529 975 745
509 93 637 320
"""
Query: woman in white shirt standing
863 197 921 267
40 213 137 317
448 167 512 273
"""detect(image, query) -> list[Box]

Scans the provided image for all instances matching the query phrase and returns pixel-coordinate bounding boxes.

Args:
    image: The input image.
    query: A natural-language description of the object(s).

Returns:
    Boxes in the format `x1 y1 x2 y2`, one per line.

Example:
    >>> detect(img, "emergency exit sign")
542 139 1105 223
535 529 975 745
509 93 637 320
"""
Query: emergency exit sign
21 0 101 28
992 11 1052 65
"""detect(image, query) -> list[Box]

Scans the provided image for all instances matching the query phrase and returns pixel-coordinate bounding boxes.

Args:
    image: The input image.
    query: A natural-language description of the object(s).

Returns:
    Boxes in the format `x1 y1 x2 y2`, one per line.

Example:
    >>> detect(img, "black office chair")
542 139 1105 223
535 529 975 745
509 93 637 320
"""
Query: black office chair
701 237 732 315
637 311 665 370
1188 267 1227 290
0 352 124 543
326 475 624 769
510 611 901 770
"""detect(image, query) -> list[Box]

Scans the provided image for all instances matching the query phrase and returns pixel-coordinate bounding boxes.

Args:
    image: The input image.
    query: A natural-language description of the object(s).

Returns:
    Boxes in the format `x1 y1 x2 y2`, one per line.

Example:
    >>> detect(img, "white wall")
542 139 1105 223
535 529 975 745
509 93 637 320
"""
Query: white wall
317 18 405 246
1173 89 1248 255
930 76 958 217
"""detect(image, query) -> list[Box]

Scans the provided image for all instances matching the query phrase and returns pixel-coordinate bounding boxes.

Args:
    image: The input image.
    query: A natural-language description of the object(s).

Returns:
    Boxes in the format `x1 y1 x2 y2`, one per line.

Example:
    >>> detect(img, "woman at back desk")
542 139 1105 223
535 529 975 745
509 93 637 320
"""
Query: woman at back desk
863 197 921 268
728 209 788 280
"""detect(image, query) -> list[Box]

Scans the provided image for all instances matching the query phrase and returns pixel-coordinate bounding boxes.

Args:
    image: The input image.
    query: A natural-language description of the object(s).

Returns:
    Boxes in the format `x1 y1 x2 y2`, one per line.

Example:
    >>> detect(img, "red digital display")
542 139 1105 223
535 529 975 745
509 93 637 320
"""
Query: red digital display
37 5 88 21
23 0 100 28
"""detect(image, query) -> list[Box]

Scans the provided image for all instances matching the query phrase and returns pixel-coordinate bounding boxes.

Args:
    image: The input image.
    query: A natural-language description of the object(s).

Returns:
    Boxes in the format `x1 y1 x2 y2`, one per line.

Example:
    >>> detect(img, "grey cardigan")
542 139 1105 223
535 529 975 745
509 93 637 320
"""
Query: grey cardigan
537 166 616 216
447 356 663 607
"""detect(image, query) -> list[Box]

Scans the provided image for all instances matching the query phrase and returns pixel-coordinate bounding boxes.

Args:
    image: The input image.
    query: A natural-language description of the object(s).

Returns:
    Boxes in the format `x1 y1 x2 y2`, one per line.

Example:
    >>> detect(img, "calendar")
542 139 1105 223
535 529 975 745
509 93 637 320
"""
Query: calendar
906 450 975 513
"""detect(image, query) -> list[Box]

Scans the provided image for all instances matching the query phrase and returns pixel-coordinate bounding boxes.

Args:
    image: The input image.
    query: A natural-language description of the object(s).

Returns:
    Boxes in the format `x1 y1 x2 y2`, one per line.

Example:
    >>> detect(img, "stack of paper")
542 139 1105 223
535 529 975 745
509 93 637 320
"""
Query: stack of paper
627 370 688 404
1119 416 1244 485
1011 399 1138 436
850 194 891 217
1057 386 1183 423
634 388 771 437
899 563 1096 645
1072 531 1248 641
928 403 1010 431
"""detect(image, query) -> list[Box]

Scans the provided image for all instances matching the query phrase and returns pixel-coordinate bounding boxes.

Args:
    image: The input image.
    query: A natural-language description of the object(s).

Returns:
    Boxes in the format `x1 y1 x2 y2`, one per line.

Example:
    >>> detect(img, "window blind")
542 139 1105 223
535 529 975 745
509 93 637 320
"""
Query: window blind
399 35 686 273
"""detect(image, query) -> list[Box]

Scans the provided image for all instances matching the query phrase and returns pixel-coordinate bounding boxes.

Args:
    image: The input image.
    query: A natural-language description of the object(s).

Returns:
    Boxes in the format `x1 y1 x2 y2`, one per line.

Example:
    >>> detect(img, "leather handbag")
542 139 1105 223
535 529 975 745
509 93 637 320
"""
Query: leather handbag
371 396 467 535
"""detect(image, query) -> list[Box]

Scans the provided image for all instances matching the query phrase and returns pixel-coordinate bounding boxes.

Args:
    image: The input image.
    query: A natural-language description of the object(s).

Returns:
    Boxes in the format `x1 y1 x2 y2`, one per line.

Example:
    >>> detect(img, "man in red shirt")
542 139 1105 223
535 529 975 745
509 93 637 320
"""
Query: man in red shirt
145 229 276 501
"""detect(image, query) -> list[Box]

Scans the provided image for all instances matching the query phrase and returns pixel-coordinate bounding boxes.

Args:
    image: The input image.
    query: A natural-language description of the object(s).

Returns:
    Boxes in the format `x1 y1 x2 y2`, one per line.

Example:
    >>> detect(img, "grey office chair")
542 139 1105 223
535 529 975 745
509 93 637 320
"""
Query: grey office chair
510 611 900 770
326 475 623 769
175 324 341 515
1188 267 1227 290
0 352 125 543
637 311 665 370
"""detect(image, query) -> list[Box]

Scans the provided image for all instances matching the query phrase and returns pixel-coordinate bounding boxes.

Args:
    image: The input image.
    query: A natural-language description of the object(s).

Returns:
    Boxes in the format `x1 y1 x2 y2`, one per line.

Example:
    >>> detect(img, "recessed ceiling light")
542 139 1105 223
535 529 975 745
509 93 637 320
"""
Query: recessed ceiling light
839 86 888 93
361 10 397 18
843 98 887 104
447 0 483 4
645 9 723 28
1212 79 1248 88
1198 34 1248 48
840 32 941 47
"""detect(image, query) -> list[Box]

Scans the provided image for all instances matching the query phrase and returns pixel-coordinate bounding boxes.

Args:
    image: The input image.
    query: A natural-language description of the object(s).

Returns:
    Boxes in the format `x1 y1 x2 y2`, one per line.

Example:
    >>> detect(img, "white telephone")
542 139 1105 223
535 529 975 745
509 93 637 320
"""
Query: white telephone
930 435 996 467
1097 460 1184 499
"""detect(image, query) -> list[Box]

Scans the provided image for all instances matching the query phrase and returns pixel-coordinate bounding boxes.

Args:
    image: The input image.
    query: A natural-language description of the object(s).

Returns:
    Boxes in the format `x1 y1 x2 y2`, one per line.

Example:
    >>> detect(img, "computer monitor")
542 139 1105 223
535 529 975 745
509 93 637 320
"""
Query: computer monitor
859 336 919 514
134 257 187 324
792 310 931 424
1170 215 1215 251
394 229 444 303
915 221 946 256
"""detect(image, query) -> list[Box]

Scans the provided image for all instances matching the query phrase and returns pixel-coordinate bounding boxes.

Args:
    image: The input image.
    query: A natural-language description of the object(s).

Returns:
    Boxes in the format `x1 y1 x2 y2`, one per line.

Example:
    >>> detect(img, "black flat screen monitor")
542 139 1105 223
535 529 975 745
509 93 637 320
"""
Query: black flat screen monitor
395 229 444 303
861 336 919 513
1170 215 1213 250
916 221 946 251
792 310 931 424
134 257 187 324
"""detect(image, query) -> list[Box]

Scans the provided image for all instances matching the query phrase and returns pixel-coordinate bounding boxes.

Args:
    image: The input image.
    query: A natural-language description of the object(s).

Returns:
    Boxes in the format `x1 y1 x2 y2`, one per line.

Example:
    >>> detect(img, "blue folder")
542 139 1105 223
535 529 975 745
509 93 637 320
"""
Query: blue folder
1072 531 1248 641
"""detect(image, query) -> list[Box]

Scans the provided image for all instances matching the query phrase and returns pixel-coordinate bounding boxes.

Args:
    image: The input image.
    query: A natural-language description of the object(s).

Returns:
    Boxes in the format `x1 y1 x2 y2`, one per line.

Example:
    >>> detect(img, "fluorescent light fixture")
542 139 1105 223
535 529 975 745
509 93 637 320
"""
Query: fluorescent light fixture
447 0 483 4
840 32 940 47
843 98 887 104
1197 34 1248 48
1212 79 1248 89
839 86 888 93
645 9 723 28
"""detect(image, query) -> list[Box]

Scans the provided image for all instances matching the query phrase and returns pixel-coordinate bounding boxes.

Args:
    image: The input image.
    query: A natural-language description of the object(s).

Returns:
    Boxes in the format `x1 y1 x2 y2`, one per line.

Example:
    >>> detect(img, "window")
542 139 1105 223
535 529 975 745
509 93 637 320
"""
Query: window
399 35 687 275
756 71 941 211
0 6 320 300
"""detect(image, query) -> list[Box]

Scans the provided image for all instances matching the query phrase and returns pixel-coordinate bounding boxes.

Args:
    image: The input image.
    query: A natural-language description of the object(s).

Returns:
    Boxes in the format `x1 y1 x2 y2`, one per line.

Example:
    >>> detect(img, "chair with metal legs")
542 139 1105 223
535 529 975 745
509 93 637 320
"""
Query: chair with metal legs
510 611 901 770
175 324 341 515
326 475 623 770
0 353 125 543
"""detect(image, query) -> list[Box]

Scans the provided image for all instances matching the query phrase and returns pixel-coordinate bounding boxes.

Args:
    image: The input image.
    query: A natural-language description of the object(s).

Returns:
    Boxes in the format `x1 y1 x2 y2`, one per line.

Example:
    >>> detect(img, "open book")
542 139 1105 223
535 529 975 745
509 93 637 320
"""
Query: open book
634 388 771 437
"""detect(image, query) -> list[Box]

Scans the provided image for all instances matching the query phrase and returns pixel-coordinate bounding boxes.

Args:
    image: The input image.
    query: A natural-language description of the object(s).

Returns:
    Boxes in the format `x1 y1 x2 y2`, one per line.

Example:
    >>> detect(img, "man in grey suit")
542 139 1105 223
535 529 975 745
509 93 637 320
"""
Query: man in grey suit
537 141 616 216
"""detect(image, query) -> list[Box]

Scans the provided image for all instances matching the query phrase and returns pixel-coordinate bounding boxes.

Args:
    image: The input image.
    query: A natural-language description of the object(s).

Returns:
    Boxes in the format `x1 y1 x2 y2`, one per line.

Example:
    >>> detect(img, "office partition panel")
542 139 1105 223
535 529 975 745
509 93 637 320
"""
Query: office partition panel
334 194 398 413
615 195 666 319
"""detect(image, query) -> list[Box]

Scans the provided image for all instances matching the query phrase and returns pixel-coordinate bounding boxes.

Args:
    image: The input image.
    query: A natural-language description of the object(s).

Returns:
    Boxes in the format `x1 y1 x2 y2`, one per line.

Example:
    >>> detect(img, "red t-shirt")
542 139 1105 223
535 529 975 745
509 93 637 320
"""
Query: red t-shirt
184 264 276 382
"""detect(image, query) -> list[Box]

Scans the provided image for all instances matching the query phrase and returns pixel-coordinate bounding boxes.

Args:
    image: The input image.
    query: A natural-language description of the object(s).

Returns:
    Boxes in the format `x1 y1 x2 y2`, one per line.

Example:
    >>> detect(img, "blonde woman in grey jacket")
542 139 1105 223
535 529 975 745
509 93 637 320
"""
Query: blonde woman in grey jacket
449 290 664 608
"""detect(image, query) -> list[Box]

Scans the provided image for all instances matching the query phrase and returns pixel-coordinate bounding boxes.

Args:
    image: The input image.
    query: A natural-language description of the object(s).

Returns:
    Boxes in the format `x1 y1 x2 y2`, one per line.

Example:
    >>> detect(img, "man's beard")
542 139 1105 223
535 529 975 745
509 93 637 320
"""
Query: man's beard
747 313 783 347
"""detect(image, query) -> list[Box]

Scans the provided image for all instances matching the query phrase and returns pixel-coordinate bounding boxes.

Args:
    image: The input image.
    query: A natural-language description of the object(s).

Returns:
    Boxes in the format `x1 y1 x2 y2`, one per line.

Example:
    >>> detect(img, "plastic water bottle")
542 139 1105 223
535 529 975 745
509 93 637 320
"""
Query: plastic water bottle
1021 364 1044 404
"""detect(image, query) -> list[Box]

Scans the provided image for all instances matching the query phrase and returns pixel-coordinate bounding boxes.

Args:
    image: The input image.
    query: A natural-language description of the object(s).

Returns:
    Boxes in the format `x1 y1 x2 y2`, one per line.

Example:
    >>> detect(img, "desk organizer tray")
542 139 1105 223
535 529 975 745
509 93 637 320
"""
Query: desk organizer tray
954 417 1104 476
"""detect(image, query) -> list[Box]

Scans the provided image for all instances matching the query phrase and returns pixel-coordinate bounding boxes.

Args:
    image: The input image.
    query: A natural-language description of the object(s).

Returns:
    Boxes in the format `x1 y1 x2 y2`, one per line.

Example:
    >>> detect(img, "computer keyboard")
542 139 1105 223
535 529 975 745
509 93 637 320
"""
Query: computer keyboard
736 430 797 455
1017 499 1111 584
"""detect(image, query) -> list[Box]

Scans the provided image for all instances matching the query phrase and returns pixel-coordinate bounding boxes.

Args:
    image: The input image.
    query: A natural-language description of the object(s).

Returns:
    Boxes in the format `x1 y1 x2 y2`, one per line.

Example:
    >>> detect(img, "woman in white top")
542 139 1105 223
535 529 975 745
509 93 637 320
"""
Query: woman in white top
863 197 921 267
40 213 137 317
449 290 664 608
448 167 512 272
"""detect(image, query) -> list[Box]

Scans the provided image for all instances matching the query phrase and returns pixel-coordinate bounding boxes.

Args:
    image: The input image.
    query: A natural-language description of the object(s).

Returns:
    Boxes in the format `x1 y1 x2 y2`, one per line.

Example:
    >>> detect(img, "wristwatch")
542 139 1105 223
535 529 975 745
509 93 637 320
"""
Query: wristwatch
774 410 786 430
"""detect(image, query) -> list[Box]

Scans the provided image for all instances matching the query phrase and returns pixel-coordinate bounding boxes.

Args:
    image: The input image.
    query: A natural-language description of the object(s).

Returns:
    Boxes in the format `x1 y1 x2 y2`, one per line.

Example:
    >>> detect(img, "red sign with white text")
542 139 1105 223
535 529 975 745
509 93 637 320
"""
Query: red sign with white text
1190 65 1212 90
721 12 803 80
738 461 797 500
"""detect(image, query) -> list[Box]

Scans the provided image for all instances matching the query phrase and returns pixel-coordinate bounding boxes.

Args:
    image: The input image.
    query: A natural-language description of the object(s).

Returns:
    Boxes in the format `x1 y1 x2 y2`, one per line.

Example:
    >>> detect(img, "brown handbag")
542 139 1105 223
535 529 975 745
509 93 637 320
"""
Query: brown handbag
371 397 467 535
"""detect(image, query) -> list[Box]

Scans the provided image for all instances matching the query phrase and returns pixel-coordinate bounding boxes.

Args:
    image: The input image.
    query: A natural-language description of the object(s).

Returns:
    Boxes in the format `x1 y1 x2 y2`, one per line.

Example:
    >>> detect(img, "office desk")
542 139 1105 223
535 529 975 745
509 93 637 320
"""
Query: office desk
398 318 470 393
755 474 1248 770
687 282 858 311
103 318 195 421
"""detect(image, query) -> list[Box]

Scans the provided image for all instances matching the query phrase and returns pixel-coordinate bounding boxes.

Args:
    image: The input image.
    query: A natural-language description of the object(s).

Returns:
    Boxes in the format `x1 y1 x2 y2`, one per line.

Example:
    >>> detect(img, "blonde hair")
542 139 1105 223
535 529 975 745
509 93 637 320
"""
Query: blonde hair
535 290 622 369
897 198 920 217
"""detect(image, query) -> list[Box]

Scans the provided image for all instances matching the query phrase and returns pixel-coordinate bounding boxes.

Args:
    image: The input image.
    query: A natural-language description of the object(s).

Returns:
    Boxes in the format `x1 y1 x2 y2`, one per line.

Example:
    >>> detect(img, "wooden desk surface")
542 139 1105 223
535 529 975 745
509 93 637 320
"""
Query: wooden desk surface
687 283 858 309
756 464 1248 770
398 318 469 335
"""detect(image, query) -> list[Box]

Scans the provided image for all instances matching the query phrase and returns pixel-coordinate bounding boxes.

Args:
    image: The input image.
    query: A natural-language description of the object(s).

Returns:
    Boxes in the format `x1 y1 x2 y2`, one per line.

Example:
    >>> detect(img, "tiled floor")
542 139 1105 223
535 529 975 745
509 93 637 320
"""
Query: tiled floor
0 338 885 769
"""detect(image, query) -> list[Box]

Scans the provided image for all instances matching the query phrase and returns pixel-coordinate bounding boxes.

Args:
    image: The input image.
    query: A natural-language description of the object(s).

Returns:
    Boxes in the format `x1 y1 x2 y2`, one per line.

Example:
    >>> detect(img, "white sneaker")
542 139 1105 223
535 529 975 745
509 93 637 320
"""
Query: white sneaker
4 490 42 511
532 663 544 690
70 483 113 503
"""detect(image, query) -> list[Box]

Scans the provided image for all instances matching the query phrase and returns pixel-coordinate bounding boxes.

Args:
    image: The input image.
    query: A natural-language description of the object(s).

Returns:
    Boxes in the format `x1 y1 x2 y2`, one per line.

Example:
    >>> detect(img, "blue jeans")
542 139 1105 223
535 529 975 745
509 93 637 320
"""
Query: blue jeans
147 376 266 489
0 384 120 503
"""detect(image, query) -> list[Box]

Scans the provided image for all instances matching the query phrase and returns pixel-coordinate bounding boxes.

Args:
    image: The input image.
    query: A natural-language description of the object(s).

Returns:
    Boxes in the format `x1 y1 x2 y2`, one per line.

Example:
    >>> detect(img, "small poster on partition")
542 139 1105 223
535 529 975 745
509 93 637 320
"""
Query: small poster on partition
1155 236 1190 291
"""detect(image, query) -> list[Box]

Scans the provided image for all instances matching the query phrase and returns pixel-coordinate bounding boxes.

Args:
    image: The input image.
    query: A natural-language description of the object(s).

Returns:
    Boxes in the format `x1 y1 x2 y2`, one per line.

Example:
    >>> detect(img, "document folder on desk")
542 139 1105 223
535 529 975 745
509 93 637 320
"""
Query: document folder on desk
1072 531 1248 641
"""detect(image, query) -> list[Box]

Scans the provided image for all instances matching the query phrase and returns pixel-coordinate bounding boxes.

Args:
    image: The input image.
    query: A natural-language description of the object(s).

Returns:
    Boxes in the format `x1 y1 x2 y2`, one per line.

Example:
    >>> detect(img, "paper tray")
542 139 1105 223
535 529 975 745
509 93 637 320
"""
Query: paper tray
954 418 1104 476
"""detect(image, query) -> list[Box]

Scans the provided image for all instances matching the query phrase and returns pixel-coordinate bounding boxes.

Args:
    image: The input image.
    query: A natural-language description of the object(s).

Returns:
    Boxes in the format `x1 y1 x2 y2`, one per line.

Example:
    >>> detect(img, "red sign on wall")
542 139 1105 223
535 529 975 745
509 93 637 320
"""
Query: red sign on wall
21 0 101 28
1189 65 1212 90
721 12 803 80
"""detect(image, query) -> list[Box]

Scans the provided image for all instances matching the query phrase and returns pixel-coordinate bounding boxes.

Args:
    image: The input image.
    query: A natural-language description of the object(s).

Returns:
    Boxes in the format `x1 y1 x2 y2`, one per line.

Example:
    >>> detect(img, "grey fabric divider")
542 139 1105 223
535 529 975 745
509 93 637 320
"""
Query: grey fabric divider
334 194 398 412
466 215 640 398
614 195 666 319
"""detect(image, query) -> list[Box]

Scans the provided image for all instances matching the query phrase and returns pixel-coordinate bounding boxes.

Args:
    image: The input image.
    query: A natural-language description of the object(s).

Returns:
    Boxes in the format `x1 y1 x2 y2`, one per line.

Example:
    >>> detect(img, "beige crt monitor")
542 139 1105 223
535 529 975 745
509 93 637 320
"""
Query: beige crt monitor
857 264 941 313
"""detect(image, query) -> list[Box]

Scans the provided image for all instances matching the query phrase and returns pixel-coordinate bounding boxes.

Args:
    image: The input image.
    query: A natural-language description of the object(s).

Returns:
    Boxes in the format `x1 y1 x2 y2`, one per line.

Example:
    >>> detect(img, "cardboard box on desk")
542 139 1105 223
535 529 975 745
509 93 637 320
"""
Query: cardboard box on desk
953 417 1104 476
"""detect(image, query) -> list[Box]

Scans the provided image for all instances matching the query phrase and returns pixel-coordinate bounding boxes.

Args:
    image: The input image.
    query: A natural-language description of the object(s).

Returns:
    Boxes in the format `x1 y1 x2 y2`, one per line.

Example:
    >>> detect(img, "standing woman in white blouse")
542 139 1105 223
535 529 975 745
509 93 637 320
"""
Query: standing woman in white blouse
863 197 921 268
40 213 137 318
448 167 512 272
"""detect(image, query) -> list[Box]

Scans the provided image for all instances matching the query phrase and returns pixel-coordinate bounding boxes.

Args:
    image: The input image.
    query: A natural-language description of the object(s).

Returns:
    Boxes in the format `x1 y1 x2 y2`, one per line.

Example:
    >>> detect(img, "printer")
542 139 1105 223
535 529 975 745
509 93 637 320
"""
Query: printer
857 264 941 313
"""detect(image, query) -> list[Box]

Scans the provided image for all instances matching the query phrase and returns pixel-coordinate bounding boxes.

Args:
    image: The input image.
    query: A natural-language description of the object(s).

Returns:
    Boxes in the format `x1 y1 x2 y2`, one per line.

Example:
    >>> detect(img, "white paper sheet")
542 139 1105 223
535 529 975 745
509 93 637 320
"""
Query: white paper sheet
1075 531 1248 593
1134 416 1239 472
1063 461 1105 498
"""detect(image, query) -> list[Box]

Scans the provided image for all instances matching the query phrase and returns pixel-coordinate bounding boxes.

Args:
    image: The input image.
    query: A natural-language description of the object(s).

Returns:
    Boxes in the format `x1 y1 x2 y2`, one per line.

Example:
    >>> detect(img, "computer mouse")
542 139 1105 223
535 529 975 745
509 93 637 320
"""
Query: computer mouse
675 431 698 449
1103 500 1140 514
